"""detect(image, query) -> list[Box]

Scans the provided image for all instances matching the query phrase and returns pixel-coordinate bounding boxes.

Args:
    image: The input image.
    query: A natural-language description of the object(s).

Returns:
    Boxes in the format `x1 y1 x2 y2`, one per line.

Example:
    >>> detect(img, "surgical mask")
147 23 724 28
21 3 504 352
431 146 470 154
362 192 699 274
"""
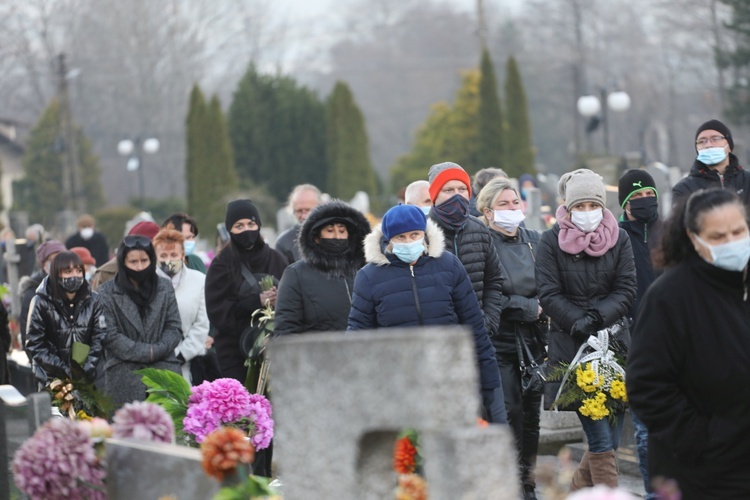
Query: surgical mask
231 229 259 249
183 240 196 256
420 206 431 216
58 276 84 293
520 188 529 201
694 234 750 272
392 238 425 264
159 260 183 277
696 147 727 166
570 208 603 233
318 238 349 254
627 197 659 223
80 227 94 240
493 209 525 232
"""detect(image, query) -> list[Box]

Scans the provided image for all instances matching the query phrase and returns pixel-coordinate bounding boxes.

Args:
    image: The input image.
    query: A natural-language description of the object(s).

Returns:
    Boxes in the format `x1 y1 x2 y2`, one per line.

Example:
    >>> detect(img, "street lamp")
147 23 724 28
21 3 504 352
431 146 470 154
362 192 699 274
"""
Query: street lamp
117 136 160 209
577 89 631 155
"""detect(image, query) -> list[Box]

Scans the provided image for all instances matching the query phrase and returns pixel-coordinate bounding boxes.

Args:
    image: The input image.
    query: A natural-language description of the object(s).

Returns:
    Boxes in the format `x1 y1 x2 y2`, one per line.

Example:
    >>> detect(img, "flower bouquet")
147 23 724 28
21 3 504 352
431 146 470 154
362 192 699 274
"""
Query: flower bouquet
46 376 114 420
244 275 276 395
548 321 629 421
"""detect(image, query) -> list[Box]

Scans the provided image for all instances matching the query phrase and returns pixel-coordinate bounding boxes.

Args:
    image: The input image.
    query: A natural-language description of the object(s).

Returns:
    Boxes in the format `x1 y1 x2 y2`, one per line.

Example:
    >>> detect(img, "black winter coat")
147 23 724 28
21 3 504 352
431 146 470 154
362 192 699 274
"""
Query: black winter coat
627 254 750 498
618 217 662 328
274 224 301 264
65 231 110 268
429 214 505 334
19 270 45 352
205 238 287 381
535 224 636 408
25 277 105 385
489 226 547 356
672 154 750 207
275 201 370 336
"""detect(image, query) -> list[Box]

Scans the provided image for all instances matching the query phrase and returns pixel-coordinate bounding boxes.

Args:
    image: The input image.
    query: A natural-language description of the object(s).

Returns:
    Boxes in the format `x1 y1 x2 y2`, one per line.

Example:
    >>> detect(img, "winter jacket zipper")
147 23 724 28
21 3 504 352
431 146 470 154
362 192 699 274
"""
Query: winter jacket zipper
409 265 424 326
719 173 725 188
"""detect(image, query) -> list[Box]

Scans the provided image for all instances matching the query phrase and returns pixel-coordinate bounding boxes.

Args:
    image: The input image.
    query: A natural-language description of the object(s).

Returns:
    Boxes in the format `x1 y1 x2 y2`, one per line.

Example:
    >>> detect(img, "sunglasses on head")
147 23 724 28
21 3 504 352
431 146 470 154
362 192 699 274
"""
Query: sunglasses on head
122 235 151 249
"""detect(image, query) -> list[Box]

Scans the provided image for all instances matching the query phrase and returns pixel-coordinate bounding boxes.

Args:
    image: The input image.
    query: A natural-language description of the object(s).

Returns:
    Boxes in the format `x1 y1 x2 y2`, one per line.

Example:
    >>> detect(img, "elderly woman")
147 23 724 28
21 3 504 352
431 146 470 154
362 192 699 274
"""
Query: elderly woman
477 177 546 500
628 189 750 498
348 204 505 423
153 228 210 384
535 169 636 490
97 235 182 408
275 200 370 336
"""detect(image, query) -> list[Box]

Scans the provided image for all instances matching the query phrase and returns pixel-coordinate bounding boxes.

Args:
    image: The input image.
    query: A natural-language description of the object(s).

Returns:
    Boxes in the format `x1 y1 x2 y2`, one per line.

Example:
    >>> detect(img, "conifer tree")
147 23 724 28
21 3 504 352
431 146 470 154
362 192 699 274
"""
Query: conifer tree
504 56 535 177
325 81 378 200
17 100 103 227
478 48 505 171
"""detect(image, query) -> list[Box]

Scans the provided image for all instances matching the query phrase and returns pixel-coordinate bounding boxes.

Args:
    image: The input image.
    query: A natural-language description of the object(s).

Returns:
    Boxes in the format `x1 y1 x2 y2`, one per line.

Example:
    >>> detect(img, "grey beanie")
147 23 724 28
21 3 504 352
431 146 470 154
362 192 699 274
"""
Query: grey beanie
428 161 465 184
558 168 606 210
427 161 472 201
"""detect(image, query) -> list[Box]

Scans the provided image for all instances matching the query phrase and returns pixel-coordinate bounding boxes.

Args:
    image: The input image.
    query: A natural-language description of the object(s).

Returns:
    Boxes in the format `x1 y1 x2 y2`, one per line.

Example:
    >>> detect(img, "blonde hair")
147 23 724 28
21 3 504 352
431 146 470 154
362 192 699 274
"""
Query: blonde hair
476 178 520 225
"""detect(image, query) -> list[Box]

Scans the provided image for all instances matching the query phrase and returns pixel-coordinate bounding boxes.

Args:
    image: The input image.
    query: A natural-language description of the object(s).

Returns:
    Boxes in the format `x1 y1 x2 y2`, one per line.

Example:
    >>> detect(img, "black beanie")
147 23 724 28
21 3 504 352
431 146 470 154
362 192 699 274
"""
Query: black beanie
618 169 658 207
695 119 733 151
225 199 261 230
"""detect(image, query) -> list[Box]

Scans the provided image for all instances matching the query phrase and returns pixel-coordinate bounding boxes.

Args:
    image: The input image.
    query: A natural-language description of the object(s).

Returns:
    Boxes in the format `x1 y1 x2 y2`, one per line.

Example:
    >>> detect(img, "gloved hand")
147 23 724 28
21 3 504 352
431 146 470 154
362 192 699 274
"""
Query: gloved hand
570 310 603 340
481 387 508 424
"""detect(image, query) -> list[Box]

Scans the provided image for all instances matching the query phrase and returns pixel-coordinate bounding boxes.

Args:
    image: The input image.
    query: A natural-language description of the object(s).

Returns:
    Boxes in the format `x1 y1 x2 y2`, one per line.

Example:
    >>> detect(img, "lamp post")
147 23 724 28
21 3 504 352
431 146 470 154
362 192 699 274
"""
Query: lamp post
577 89 631 155
117 136 160 209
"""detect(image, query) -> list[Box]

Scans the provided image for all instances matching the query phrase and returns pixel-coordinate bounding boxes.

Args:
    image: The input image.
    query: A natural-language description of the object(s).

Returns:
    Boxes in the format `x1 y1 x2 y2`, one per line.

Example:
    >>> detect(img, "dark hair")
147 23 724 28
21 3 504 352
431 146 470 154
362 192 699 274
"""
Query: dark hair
657 189 746 267
48 251 86 300
163 212 199 238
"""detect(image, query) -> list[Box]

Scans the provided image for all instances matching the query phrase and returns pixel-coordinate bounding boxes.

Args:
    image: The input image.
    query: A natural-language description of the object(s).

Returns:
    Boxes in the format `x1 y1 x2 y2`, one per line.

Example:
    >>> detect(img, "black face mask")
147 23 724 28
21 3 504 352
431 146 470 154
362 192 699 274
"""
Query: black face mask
318 238 349 254
58 276 84 293
231 229 260 249
627 197 659 223
124 266 152 284
432 194 470 230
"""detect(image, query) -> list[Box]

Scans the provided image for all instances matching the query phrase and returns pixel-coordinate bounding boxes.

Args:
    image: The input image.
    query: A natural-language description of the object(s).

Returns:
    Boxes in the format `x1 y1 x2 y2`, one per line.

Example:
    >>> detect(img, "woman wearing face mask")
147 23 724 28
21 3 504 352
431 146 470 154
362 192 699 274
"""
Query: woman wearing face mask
97 235 183 408
535 168 636 490
205 199 288 383
275 200 370 336
672 119 750 207
477 177 546 500
627 189 750 498
348 204 502 419
153 229 210 384
162 212 207 274
26 251 106 389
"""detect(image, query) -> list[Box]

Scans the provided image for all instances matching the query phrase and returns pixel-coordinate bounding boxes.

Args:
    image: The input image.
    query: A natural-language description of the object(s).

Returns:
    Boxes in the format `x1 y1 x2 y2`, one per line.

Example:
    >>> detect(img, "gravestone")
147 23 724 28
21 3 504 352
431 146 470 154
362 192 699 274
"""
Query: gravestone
269 327 519 500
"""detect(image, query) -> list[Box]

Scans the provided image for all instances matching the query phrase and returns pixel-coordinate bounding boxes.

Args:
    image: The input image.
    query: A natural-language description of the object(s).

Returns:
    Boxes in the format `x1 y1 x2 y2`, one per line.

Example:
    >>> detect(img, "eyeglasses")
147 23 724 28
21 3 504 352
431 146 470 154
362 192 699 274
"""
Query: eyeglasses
695 135 727 147
122 235 151 249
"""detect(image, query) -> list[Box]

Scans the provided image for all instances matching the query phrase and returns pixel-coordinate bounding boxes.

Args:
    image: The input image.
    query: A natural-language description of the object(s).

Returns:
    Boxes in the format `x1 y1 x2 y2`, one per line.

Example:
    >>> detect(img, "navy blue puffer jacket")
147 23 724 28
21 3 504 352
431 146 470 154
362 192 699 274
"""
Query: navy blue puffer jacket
347 220 500 390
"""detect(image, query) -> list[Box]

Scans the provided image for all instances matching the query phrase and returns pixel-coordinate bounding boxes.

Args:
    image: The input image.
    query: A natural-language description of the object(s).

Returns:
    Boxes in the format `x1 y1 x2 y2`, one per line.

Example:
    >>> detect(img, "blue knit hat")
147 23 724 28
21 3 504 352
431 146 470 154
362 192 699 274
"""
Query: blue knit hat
381 204 427 241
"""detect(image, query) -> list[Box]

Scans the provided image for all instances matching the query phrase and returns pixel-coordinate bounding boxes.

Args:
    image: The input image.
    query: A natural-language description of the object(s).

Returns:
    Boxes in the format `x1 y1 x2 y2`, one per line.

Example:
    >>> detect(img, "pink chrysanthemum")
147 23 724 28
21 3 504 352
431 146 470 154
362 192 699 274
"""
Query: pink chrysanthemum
13 418 106 500
247 393 274 450
112 401 174 444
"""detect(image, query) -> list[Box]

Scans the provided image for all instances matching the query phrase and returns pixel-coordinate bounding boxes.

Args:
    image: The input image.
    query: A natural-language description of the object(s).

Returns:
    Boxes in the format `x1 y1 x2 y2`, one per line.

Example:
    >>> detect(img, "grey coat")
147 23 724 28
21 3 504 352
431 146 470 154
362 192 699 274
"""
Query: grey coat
98 276 182 407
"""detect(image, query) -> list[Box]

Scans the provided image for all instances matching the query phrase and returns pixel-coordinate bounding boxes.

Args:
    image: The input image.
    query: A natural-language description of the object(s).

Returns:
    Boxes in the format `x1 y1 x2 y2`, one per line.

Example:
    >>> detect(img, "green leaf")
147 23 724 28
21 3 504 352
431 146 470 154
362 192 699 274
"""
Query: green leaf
136 368 191 404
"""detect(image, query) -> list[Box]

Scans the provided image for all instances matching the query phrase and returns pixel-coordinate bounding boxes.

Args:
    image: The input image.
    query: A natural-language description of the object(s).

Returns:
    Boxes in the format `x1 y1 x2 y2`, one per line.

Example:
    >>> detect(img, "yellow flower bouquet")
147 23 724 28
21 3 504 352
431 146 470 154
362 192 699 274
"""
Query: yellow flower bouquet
549 321 629 421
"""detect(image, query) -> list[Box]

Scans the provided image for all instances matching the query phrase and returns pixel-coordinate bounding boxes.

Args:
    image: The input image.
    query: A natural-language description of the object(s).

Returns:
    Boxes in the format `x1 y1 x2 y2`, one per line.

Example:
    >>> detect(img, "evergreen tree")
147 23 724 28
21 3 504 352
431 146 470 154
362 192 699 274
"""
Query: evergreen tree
478 48 505 172
228 65 327 201
325 81 378 200
390 70 482 191
719 0 750 123
185 85 238 230
17 100 104 228
504 56 535 177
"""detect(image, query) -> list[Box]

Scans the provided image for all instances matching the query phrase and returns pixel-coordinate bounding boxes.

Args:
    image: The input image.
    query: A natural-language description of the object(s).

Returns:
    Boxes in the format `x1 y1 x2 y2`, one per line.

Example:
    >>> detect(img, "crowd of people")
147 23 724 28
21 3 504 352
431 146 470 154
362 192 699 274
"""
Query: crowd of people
6 118 750 498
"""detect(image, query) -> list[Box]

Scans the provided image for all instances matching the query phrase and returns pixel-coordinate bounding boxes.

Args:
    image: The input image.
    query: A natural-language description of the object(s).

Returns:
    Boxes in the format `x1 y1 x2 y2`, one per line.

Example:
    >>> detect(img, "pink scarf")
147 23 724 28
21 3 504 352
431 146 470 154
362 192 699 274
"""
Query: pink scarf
556 204 619 257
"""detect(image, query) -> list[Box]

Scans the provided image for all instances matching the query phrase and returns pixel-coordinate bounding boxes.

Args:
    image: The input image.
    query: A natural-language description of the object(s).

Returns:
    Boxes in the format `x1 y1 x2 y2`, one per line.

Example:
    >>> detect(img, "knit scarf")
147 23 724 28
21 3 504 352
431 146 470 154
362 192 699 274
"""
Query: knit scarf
557 204 619 257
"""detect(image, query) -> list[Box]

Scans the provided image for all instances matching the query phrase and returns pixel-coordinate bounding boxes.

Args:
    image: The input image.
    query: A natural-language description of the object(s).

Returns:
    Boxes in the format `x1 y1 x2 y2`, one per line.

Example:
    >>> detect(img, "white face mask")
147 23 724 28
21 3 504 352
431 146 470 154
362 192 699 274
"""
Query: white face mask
492 209 525 232
570 208 603 233
80 227 94 240
694 234 750 272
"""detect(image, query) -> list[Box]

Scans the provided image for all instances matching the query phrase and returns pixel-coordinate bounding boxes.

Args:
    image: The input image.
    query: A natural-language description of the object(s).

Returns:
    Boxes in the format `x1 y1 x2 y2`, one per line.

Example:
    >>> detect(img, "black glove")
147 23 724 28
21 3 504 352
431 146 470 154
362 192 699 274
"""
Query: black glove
570 310 603 340
481 387 508 424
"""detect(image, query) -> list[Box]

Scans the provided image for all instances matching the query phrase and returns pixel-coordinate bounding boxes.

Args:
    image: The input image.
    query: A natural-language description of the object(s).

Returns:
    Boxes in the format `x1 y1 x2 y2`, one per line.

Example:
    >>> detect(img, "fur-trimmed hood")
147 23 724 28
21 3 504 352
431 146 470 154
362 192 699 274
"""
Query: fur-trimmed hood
298 200 371 277
364 218 445 266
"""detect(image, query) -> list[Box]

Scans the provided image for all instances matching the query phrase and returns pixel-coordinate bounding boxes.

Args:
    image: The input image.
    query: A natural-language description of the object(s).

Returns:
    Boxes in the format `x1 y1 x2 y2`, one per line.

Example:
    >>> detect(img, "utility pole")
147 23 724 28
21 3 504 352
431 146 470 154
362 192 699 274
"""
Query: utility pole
57 53 84 213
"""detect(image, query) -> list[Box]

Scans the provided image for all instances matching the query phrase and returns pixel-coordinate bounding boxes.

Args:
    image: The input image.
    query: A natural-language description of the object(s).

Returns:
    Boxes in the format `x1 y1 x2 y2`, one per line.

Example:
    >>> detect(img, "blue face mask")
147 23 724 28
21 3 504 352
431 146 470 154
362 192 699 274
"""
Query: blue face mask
696 147 727 166
392 238 425 264
183 240 196 256
420 206 431 216
694 234 750 272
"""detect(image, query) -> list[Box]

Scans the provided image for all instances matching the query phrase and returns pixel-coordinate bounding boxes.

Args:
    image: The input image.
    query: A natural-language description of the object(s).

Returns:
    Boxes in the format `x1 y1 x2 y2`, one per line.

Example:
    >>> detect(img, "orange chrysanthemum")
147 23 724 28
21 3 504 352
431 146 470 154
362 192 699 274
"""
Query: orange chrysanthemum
200 426 255 481
393 436 417 474
395 473 428 500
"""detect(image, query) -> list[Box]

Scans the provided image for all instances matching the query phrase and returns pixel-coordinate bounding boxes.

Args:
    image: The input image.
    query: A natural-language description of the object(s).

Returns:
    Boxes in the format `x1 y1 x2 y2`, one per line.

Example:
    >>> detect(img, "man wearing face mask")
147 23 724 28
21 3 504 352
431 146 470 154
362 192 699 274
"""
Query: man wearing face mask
426 161 508 424
404 180 432 216
65 214 110 269
672 119 750 207
617 169 663 500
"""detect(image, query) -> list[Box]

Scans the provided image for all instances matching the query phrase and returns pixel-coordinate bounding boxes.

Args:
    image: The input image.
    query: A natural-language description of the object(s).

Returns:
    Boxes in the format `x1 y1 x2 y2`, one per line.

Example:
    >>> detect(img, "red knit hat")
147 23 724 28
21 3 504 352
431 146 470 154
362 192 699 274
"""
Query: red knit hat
427 162 472 203
128 221 160 240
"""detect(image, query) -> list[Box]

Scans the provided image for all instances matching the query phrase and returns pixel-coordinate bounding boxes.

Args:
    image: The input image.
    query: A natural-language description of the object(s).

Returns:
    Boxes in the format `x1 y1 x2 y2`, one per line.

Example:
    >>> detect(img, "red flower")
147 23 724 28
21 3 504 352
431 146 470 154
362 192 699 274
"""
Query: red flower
200 427 255 481
393 436 417 474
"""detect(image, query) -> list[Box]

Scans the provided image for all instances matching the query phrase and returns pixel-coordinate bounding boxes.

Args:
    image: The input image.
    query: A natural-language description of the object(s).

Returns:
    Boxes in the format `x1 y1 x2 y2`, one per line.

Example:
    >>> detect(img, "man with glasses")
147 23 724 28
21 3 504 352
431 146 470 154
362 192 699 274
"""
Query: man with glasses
672 119 750 206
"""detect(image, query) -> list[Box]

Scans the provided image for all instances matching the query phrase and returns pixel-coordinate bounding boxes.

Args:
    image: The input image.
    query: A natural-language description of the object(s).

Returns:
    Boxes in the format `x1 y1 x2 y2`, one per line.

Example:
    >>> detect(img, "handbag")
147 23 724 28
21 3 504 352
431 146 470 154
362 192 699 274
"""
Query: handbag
516 326 546 397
